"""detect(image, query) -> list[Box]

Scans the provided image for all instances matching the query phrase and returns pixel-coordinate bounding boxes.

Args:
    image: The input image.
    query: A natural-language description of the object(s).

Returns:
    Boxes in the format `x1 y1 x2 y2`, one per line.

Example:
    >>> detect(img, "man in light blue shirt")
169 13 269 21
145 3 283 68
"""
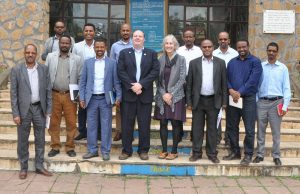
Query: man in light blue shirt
253 42 291 166
110 23 132 141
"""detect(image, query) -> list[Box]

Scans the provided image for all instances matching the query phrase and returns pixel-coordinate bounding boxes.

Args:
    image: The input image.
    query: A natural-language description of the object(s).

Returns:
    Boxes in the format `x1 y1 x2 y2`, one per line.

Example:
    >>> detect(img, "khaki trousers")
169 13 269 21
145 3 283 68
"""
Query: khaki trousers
49 91 77 152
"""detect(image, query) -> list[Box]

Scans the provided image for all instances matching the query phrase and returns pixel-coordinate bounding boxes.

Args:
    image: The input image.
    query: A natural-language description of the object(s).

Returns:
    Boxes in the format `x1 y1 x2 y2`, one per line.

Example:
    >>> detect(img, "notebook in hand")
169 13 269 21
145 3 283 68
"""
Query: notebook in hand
277 103 288 116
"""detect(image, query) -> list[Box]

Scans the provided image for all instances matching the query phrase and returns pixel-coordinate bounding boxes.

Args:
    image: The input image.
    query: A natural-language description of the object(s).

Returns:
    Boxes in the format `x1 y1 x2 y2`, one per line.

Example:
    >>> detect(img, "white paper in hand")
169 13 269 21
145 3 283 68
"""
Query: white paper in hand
46 115 51 129
217 108 223 128
229 96 243 109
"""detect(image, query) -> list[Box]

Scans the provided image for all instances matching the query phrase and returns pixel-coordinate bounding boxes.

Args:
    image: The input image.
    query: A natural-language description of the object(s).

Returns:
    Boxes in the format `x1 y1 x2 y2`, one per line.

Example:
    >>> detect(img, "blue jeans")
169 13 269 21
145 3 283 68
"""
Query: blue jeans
86 95 112 155
227 95 256 156
78 105 101 138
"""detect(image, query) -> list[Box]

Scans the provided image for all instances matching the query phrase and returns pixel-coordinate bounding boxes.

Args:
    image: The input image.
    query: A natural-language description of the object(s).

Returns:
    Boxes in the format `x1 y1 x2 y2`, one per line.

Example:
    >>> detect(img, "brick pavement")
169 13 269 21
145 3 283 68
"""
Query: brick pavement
0 170 299 194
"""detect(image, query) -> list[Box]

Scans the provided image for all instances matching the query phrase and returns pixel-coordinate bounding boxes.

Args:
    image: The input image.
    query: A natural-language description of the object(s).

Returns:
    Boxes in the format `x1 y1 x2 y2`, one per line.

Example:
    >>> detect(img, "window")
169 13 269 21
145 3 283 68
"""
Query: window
49 0 126 49
168 0 248 48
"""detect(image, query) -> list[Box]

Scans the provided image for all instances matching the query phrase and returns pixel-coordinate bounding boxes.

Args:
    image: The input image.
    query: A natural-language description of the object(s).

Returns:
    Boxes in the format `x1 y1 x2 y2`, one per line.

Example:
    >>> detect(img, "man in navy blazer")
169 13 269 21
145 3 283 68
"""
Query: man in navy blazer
117 30 160 160
79 39 121 161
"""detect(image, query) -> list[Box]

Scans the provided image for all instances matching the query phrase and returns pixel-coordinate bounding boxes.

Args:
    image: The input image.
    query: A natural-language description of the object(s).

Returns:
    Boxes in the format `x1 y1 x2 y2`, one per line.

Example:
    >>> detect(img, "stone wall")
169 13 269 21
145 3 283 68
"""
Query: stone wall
248 0 300 69
0 0 49 67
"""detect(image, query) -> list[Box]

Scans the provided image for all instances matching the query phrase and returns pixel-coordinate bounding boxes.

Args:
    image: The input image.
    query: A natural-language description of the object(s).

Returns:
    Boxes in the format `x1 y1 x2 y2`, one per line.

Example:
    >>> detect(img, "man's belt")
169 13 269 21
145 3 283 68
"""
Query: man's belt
31 101 40 105
92 93 105 96
200 94 215 98
260 96 283 101
52 89 70 94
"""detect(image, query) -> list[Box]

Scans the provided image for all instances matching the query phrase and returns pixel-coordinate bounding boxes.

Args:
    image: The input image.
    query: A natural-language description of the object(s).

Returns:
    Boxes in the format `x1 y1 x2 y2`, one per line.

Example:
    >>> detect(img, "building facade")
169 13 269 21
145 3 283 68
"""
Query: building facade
0 0 299 72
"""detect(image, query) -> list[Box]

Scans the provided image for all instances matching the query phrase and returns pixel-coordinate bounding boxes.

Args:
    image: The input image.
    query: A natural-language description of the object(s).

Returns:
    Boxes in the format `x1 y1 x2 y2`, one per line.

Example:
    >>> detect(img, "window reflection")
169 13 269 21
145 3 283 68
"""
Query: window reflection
66 3 85 17
209 7 230 21
87 19 108 39
169 6 184 20
88 4 108 18
111 5 125 18
186 7 207 21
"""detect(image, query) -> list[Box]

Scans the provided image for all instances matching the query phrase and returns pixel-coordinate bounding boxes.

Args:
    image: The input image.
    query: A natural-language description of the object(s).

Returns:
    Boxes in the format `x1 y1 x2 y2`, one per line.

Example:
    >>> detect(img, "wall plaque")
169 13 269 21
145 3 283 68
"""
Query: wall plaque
263 10 295 34
130 0 165 52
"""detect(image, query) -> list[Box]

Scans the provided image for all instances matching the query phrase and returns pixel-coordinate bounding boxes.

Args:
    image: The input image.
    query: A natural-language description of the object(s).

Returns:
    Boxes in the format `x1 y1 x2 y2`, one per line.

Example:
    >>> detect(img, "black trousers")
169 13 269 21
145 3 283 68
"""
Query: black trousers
121 99 152 155
160 119 181 154
191 96 218 158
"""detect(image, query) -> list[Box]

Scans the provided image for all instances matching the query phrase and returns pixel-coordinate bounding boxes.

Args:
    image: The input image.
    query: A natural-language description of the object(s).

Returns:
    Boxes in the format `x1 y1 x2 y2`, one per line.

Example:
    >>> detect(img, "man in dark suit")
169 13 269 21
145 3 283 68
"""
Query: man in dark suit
10 44 53 179
187 39 227 163
117 30 160 160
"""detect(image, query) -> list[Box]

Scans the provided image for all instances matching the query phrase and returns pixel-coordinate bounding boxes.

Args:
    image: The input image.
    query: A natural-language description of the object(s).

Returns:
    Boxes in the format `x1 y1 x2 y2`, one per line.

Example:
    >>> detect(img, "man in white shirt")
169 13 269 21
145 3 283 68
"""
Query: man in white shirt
177 29 203 141
73 23 100 141
213 31 239 146
177 29 203 75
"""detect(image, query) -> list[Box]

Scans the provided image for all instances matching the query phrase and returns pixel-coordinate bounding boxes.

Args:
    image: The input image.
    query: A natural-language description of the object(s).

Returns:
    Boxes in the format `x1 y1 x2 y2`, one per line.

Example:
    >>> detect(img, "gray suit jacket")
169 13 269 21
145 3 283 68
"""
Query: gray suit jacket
45 51 83 88
186 56 227 110
10 63 52 118
154 54 186 114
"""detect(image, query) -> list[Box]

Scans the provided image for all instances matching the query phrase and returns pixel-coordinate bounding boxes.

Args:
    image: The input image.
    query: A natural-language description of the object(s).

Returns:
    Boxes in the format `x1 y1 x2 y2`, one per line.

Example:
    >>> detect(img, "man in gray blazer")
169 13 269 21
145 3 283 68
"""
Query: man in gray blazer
187 39 227 163
45 34 82 158
10 44 52 179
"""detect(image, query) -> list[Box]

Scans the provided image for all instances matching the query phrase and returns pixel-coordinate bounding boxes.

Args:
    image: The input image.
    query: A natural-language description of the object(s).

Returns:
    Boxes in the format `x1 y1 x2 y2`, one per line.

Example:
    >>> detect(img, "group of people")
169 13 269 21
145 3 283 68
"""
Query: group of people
10 20 291 180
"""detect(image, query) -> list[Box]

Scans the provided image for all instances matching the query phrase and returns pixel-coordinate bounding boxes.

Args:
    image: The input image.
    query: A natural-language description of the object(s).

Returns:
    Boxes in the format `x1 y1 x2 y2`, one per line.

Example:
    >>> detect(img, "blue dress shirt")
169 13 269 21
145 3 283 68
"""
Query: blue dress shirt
258 60 291 110
227 54 262 96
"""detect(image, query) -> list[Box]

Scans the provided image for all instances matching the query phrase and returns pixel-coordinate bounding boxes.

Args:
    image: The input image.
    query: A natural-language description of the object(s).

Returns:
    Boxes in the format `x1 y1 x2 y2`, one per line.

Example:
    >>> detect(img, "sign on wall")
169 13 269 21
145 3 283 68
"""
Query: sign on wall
263 10 295 34
130 0 165 52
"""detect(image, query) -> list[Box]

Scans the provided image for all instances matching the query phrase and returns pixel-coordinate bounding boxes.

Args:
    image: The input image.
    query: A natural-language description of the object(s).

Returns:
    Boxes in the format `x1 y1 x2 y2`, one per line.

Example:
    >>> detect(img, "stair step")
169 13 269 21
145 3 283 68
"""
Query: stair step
1 134 300 158
0 149 299 176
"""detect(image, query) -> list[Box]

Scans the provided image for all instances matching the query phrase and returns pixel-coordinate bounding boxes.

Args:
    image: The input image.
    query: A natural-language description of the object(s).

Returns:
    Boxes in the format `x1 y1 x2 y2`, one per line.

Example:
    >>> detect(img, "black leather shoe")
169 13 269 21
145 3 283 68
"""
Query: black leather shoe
74 133 87 140
240 155 252 166
189 154 202 162
253 156 264 163
48 149 59 157
208 156 220 163
82 152 99 159
102 154 110 161
67 150 76 157
223 152 241 160
113 131 122 141
273 158 282 166
19 170 27 179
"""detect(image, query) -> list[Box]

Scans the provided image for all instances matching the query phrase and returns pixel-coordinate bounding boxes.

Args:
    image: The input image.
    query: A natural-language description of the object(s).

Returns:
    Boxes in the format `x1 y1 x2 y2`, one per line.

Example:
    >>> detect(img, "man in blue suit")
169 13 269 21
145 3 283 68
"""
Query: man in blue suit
79 38 122 161
117 30 160 160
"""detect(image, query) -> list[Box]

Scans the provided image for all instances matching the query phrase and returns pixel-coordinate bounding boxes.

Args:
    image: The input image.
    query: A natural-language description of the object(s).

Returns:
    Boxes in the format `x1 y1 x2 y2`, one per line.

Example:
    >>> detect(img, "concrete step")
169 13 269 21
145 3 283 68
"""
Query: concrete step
1 120 300 141
1 134 300 158
0 149 299 176
1 107 300 129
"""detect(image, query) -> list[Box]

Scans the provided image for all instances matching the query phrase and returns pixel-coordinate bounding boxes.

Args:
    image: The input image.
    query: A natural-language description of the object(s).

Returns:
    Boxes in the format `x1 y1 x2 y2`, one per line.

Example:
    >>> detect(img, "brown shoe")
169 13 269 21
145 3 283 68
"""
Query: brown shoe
119 152 132 160
158 152 168 159
139 153 149 160
19 170 27 179
166 153 178 160
35 168 52 177
113 131 122 141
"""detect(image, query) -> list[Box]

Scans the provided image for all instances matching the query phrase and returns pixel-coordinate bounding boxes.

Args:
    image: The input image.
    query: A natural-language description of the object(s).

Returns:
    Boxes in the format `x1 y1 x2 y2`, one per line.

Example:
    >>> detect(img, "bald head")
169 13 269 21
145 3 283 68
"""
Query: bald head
218 31 230 50
120 23 131 42
132 30 145 49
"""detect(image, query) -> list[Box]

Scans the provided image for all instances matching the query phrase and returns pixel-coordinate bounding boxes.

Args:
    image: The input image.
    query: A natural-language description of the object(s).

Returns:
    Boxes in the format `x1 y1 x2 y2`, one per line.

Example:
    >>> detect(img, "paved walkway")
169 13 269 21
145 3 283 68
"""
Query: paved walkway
0 170 299 194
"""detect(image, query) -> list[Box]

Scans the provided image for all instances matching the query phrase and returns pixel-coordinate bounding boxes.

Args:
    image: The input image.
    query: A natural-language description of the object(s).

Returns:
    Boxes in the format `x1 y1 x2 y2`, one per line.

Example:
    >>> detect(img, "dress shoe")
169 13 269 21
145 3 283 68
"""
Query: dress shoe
48 149 60 157
82 152 99 159
102 154 110 161
253 156 264 163
19 170 27 179
189 154 202 162
113 131 122 141
67 150 76 157
139 153 149 160
240 155 252 166
273 158 282 166
208 156 220 164
119 152 132 160
223 152 241 160
74 133 87 141
36 168 52 177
